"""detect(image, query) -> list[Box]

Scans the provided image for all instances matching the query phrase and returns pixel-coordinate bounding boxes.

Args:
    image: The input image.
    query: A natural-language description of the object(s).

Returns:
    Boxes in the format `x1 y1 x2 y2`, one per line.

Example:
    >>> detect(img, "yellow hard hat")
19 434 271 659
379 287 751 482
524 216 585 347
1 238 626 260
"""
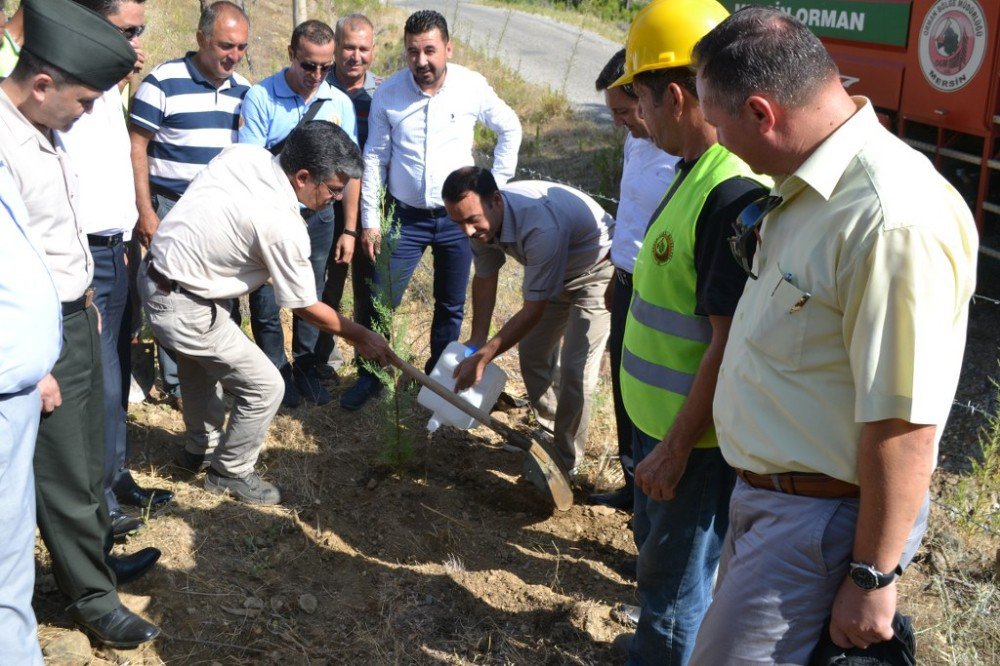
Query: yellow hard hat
612 0 730 88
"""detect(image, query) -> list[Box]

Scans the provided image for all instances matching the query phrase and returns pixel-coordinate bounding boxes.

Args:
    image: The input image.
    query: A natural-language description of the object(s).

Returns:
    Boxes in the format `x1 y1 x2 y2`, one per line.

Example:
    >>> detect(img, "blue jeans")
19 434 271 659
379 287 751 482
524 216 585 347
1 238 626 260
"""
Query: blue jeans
90 241 136 512
629 430 735 666
316 199 376 369
365 208 471 376
249 204 336 371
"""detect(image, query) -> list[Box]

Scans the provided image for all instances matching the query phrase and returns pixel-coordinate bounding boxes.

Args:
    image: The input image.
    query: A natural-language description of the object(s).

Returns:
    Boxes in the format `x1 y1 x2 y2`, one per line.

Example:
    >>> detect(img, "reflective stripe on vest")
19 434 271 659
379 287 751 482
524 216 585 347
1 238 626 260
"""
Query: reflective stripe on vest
629 292 712 343
621 143 767 443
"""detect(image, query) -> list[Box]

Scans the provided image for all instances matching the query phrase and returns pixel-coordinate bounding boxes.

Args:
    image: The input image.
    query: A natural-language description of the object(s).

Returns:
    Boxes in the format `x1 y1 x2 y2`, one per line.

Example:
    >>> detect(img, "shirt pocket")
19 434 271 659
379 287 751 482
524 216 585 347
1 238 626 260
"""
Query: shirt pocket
745 265 811 368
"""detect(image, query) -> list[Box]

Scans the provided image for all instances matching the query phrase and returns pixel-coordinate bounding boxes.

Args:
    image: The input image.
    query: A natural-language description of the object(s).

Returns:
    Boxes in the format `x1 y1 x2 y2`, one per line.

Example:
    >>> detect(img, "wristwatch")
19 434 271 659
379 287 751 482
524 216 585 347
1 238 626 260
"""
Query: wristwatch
849 561 903 590
342 228 359 238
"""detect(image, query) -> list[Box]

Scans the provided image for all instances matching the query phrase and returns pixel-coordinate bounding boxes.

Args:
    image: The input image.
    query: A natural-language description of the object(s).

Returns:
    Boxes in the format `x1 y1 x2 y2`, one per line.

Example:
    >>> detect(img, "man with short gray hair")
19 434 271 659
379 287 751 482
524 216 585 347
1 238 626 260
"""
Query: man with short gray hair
690 7 978 663
140 121 391 507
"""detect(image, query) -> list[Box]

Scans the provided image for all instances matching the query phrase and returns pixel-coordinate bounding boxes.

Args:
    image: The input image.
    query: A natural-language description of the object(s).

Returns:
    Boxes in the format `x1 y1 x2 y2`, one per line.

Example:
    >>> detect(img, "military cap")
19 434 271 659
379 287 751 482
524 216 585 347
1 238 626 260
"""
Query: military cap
21 0 135 91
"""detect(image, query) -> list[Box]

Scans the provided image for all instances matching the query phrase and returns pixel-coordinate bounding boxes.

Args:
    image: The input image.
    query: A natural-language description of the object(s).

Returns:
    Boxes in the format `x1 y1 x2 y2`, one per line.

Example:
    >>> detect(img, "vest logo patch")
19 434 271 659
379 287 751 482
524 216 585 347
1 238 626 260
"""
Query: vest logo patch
652 231 674 265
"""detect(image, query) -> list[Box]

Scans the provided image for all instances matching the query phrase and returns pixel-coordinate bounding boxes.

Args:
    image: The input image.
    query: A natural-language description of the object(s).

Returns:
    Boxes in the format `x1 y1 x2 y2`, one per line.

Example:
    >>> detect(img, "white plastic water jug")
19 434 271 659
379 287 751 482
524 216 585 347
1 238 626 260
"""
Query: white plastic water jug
418 341 508 433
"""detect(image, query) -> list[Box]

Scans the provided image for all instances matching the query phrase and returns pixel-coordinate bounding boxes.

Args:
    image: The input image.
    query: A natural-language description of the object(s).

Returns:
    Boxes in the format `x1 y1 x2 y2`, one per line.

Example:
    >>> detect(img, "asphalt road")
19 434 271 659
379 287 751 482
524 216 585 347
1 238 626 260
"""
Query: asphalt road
390 0 621 119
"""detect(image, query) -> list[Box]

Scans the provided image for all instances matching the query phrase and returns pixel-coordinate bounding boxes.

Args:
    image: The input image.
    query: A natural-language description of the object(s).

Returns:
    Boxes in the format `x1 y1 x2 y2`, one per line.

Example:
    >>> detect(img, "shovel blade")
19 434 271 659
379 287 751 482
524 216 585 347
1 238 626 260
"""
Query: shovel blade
520 444 574 511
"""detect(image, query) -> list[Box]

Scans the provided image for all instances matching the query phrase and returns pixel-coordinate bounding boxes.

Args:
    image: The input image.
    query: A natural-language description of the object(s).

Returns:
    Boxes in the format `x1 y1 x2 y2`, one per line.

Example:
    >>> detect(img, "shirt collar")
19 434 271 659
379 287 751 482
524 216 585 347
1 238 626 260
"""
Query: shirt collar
183 51 237 90
328 67 379 94
270 154 301 211
275 68 334 102
785 96 875 201
0 87 54 153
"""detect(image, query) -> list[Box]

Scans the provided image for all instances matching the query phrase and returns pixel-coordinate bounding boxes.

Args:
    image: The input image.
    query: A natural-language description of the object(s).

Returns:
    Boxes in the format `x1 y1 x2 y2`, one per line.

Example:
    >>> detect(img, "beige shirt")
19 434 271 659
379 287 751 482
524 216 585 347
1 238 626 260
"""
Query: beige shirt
150 145 316 308
714 98 978 484
0 88 92 302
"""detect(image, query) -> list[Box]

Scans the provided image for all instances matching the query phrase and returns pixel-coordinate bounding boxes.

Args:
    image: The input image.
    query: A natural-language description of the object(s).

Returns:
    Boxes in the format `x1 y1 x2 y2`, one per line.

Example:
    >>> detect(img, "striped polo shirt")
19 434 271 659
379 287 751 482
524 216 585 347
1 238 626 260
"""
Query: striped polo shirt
130 52 250 196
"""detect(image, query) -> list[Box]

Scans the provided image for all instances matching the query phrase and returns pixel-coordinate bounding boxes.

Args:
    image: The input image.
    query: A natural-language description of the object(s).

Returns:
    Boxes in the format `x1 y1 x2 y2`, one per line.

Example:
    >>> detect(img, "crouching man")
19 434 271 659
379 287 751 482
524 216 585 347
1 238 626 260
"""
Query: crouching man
443 166 614 474
139 120 391 505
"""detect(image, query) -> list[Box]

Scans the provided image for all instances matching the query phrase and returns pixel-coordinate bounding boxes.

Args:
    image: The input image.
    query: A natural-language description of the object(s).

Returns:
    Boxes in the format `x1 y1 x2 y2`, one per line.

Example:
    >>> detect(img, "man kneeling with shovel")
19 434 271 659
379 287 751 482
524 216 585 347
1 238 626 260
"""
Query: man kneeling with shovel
139 121 392 505
443 166 614 477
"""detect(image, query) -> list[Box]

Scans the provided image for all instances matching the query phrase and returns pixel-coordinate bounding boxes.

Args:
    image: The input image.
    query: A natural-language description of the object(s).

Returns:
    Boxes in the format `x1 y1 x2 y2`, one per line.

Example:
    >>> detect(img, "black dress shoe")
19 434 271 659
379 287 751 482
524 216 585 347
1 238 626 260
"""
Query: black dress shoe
108 547 160 585
77 605 160 648
586 485 634 511
110 509 143 539
117 486 175 512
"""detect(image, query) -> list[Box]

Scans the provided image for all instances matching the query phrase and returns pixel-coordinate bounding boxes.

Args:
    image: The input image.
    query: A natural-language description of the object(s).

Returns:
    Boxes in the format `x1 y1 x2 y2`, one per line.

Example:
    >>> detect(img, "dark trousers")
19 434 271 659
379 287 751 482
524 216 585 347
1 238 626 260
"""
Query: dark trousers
610 270 636 487
249 204 336 371
365 207 471 377
34 307 120 622
91 242 137 513
316 199 376 368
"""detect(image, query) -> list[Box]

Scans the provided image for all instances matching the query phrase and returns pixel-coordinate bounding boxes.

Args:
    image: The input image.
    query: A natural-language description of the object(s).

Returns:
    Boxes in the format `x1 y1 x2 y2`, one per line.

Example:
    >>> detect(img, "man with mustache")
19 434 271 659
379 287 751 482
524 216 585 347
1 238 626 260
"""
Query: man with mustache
239 18 358 409
350 9 522 411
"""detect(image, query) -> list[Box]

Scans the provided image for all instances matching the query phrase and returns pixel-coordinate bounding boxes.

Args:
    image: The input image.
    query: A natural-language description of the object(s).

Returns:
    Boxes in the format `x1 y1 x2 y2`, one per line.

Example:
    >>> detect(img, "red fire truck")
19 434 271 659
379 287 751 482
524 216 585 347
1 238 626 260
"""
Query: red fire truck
722 0 1000 257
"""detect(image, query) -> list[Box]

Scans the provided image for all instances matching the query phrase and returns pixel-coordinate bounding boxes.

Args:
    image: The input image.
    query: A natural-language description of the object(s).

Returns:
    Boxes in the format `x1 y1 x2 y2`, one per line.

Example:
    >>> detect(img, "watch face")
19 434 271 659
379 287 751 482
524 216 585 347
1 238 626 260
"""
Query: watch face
850 566 878 590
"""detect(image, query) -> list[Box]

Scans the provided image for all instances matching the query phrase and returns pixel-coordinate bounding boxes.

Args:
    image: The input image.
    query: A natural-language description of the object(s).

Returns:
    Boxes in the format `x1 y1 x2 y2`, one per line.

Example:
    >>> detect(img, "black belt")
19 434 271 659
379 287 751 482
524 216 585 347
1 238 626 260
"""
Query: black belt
150 184 181 203
87 232 124 247
615 268 633 286
62 289 94 316
391 197 447 220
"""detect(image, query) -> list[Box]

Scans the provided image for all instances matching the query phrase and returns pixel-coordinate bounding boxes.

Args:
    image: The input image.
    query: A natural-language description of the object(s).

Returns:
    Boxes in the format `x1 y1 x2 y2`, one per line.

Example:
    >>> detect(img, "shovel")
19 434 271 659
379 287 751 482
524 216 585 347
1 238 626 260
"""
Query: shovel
388 353 574 511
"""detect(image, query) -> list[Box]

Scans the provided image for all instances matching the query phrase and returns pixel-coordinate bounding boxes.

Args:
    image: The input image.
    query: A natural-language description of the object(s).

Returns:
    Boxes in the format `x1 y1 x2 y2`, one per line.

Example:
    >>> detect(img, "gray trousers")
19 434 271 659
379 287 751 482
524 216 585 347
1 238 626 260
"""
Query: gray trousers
690 478 928 665
518 261 613 470
0 388 44 664
138 264 283 478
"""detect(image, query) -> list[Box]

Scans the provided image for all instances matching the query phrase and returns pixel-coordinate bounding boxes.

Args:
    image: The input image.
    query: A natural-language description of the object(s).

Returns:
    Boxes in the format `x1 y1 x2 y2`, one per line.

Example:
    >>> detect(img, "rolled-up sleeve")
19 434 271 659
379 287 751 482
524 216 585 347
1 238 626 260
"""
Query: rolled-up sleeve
477 80 521 187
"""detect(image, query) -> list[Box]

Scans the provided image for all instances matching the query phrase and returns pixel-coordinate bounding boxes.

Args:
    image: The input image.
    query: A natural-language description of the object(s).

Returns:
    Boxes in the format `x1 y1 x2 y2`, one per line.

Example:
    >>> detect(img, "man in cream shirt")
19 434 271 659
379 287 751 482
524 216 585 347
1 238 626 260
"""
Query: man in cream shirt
690 8 977 663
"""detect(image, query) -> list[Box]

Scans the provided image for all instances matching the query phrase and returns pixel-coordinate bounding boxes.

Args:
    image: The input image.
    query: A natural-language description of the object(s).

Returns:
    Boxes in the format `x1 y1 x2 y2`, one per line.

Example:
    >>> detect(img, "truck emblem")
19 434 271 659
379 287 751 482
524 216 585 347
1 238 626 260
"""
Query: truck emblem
919 0 988 92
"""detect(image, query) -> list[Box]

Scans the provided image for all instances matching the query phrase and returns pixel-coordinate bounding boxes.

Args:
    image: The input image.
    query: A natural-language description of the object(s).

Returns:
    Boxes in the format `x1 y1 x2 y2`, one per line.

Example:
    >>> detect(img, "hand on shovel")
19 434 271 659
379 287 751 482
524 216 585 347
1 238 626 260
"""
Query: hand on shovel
354 330 392 366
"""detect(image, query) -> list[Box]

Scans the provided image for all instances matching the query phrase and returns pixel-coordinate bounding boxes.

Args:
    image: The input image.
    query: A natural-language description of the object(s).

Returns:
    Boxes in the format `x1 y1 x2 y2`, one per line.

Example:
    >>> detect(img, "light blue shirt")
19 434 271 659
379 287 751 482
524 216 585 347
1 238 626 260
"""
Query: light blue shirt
239 69 357 149
0 160 61 394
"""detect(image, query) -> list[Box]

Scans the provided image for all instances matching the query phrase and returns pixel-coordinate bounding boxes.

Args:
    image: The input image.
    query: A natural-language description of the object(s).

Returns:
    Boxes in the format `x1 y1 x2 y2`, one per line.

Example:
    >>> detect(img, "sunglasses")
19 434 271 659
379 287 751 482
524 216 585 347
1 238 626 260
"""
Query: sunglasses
728 195 783 280
117 24 146 40
298 60 334 74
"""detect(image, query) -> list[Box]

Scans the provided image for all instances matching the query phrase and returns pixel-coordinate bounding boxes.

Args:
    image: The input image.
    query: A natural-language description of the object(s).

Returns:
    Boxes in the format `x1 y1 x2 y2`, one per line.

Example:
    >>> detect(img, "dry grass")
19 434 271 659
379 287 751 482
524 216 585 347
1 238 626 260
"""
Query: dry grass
29 0 1000 663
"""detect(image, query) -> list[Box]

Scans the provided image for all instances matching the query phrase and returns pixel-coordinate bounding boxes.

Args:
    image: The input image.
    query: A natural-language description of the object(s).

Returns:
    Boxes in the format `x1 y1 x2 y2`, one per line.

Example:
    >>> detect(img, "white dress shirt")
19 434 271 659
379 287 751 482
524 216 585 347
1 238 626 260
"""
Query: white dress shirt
612 134 678 273
361 63 522 228
61 85 138 238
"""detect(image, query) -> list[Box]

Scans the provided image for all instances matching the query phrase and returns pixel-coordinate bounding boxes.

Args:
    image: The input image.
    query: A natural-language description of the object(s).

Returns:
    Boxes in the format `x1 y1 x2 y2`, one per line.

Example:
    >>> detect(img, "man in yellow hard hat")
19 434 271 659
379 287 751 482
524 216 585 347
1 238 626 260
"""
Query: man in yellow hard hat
609 0 770 663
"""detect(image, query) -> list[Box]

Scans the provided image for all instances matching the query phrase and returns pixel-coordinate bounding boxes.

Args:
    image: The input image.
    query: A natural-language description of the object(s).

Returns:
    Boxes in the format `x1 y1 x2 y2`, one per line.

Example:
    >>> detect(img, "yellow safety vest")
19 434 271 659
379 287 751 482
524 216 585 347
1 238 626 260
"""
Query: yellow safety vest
622 142 765 444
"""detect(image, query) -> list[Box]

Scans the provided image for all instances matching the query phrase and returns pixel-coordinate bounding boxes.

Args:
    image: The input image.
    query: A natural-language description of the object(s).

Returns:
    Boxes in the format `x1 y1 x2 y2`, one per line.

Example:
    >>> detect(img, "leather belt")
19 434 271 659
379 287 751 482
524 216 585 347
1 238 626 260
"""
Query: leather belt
391 197 447 220
736 469 860 499
87 232 124 247
145 257 176 293
62 288 94 316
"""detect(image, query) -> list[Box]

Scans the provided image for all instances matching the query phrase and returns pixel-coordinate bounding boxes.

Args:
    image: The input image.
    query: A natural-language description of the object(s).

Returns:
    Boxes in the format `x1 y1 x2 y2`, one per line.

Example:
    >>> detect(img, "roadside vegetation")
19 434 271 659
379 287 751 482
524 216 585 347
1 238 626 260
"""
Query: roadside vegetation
479 0 639 42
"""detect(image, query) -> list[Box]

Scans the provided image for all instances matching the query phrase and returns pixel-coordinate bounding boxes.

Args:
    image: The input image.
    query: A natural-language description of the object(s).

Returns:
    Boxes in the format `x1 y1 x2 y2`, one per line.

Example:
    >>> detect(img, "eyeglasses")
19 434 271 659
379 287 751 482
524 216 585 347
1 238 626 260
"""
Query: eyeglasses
117 24 146 40
728 195 783 280
298 60 334 74
320 180 345 200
